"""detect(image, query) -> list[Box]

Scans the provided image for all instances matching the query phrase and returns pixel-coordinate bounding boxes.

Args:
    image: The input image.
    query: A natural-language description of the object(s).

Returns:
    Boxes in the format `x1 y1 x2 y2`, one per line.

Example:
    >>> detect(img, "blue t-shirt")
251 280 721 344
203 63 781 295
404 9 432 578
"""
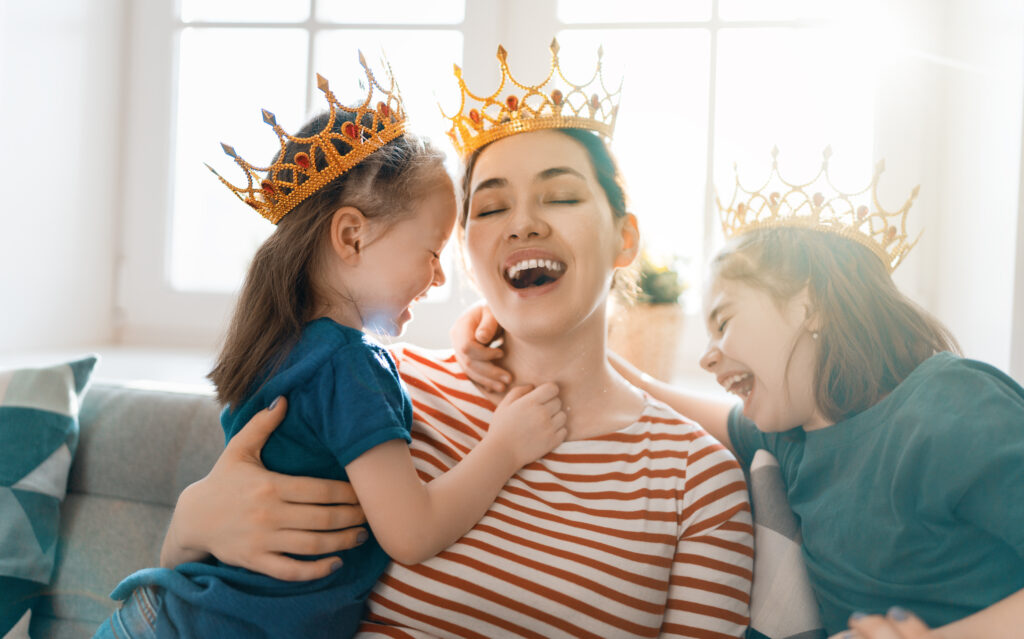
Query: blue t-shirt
111 318 412 639
728 352 1024 635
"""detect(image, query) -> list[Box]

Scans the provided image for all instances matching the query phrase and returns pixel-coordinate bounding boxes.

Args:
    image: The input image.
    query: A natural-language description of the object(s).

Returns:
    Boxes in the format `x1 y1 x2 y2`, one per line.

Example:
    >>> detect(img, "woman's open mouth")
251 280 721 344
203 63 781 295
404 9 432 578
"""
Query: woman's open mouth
504 258 566 289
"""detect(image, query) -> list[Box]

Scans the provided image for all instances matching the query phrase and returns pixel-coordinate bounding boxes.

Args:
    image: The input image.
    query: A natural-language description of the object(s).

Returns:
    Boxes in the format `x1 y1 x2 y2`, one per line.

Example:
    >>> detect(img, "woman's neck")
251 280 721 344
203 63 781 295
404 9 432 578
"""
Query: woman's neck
495 317 645 440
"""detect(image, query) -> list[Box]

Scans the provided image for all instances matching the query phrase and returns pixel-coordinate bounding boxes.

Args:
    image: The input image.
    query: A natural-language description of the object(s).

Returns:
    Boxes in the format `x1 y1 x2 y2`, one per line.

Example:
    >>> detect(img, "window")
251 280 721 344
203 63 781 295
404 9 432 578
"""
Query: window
120 0 884 344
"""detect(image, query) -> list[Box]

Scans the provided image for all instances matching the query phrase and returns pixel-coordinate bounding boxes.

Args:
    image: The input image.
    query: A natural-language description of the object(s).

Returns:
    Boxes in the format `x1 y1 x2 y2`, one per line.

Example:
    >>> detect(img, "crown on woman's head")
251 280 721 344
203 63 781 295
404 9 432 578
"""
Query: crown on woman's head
444 39 622 159
716 147 921 272
207 52 406 224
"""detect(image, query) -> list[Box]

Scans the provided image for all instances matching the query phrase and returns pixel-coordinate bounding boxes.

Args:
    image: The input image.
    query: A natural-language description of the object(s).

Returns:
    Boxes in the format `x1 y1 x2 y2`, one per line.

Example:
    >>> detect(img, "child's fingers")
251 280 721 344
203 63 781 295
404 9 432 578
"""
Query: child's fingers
475 305 503 344
499 384 533 406
524 382 559 403
542 395 563 416
463 359 512 392
464 340 505 361
552 411 568 430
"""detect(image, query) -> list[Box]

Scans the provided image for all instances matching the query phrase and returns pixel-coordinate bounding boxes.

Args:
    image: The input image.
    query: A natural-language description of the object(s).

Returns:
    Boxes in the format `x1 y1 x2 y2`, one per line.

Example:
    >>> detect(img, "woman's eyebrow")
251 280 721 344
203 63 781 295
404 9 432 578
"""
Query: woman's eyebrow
536 166 586 182
471 177 507 196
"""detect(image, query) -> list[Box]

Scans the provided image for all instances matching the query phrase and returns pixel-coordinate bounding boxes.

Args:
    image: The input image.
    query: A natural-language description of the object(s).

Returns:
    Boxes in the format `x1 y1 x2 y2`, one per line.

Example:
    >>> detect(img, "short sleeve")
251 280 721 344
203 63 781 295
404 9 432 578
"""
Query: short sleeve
308 342 412 469
727 404 767 469
945 362 1024 556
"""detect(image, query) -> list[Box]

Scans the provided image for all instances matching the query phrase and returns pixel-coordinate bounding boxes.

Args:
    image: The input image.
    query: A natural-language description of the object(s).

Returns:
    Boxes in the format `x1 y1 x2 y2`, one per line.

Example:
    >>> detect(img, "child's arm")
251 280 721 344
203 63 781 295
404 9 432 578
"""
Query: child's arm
449 301 737 451
607 350 736 454
345 383 566 565
841 588 1024 638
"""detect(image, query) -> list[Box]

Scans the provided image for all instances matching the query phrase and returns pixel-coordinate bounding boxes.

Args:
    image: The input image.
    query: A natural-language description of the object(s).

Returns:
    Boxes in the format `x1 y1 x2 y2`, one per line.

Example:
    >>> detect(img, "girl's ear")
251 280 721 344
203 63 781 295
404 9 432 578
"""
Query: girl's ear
792 286 822 332
613 213 640 268
329 206 368 265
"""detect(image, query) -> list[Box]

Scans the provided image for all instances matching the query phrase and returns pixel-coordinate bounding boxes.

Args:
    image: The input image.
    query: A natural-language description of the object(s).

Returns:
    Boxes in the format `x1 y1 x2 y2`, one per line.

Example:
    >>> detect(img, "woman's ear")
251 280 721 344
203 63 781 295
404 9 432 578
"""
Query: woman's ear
329 206 367 265
613 213 640 268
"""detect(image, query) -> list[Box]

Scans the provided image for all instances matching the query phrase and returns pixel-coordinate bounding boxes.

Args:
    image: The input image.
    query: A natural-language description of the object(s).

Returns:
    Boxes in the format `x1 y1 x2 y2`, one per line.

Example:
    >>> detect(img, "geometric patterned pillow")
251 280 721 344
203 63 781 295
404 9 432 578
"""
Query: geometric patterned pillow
0 356 97 634
746 449 825 639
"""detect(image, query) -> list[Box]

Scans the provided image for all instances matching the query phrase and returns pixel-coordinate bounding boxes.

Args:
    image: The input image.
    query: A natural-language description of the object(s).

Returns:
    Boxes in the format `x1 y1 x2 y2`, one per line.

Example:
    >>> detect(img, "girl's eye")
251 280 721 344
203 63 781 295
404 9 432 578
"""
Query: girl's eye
430 250 440 259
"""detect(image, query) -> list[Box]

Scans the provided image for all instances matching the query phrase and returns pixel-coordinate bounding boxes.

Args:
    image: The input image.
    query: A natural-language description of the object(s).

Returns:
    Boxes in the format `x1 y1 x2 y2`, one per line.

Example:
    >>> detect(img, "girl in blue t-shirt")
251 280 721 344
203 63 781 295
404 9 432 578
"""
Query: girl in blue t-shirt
455 179 1024 637
95 58 567 639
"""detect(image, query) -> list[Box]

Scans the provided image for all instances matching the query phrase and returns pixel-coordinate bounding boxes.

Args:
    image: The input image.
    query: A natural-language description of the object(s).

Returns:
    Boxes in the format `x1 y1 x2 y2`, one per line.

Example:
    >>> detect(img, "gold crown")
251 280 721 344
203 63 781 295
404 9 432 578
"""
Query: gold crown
207 52 406 224
716 147 921 272
444 39 622 158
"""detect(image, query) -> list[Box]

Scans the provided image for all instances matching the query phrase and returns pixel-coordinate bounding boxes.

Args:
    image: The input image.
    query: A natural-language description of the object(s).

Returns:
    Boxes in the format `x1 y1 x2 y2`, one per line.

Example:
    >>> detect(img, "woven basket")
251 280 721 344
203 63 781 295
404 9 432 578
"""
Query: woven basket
607 303 686 382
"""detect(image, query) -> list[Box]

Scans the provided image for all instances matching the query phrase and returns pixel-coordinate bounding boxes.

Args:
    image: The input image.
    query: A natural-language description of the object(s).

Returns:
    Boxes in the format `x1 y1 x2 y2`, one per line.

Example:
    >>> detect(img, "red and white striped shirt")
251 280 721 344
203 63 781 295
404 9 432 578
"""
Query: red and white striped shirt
358 344 753 639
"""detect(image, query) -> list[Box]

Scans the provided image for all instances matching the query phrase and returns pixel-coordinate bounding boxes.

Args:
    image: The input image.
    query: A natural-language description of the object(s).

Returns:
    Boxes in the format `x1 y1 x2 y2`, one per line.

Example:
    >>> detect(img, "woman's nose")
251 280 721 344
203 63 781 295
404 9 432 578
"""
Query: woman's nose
506 205 548 240
699 341 720 372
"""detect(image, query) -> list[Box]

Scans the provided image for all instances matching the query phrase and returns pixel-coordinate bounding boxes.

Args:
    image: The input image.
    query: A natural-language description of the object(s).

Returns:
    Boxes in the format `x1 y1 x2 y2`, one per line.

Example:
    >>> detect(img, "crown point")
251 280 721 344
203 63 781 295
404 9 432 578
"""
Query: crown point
316 73 330 93
911 184 921 198
876 158 887 173
262 109 277 126
358 50 368 67
497 45 508 61
823 145 833 159
550 38 560 55
771 145 780 158
221 143 237 158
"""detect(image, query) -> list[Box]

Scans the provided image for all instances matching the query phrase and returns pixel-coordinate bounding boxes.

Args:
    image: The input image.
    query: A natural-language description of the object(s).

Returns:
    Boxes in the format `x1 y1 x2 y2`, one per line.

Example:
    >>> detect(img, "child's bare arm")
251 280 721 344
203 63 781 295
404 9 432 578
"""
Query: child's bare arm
345 383 566 565
608 350 736 454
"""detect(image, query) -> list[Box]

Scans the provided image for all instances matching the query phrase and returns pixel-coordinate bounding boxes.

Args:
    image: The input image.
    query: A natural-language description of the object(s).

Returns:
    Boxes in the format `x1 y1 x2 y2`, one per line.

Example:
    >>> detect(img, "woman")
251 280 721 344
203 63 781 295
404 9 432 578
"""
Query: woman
161 43 754 637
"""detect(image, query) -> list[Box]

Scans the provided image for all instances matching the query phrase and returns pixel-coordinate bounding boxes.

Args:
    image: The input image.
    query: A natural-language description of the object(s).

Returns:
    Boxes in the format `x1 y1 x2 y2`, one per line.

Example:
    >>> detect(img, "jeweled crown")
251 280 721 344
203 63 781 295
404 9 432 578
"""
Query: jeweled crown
444 39 622 159
207 52 406 224
716 147 920 272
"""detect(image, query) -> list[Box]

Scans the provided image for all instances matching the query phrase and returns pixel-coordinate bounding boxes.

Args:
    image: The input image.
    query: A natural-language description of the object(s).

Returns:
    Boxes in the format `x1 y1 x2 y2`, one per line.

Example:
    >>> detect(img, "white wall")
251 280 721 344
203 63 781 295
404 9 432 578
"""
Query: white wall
0 0 124 353
874 0 1024 376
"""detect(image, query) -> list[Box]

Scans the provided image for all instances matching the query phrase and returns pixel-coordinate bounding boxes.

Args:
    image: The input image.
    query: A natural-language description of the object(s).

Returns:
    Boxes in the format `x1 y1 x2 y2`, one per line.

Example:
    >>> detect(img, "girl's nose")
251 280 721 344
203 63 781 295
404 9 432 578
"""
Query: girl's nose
433 260 446 287
699 341 720 372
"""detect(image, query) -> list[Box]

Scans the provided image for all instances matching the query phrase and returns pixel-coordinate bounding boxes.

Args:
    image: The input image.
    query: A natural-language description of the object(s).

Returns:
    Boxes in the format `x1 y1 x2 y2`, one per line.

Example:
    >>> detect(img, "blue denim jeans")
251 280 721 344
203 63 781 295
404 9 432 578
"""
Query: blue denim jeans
93 586 162 639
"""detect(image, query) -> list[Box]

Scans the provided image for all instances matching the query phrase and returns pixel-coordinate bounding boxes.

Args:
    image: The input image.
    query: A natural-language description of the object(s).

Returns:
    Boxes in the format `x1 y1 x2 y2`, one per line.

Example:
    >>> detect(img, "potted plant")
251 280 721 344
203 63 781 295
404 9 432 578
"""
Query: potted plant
608 251 689 382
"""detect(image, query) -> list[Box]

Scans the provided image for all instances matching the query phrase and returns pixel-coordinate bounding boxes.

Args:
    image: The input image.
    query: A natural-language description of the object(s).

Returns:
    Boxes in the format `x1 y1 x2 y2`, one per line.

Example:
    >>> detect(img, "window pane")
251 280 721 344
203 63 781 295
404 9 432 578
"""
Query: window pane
317 0 463 24
170 28 308 292
713 28 876 211
557 29 711 289
558 0 710 23
314 30 463 167
718 0 861 22
180 0 309 23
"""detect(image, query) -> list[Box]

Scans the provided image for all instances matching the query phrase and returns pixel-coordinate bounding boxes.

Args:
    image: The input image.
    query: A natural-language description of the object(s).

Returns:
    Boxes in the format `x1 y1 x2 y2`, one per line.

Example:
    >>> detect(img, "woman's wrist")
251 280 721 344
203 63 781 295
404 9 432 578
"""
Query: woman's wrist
160 482 211 568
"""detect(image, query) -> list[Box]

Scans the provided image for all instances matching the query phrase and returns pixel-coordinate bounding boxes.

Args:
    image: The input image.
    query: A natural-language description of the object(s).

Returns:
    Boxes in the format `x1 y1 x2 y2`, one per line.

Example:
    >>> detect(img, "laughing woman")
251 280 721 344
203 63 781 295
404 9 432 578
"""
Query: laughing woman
159 43 754 638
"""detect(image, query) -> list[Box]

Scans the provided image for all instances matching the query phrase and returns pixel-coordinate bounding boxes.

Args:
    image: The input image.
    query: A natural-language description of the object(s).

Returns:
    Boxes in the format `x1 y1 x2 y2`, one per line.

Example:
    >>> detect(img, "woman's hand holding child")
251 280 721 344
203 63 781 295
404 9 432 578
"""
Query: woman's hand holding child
450 301 510 393
161 397 369 582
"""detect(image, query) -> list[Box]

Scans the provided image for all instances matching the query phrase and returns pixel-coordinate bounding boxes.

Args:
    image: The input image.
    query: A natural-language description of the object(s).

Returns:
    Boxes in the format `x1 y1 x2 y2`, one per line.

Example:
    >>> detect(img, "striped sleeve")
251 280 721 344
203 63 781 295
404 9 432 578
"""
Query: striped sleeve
660 435 753 638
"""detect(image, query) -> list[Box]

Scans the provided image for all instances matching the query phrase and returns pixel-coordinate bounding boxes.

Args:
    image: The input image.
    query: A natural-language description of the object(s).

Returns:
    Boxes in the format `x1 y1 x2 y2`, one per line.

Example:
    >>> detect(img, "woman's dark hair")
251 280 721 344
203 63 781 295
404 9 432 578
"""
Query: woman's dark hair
456 128 637 294
711 226 961 422
209 109 447 406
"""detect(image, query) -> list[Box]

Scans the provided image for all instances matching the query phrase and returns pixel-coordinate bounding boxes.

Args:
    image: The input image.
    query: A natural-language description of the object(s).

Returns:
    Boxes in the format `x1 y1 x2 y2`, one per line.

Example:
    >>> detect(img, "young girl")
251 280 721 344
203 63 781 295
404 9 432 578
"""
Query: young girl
94 58 567 639
455 154 1024 637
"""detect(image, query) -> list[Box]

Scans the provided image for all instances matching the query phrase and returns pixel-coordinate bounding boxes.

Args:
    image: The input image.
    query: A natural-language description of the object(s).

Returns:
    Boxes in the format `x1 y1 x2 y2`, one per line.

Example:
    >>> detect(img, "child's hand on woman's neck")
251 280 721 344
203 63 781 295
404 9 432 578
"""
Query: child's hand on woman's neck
486 327 645 441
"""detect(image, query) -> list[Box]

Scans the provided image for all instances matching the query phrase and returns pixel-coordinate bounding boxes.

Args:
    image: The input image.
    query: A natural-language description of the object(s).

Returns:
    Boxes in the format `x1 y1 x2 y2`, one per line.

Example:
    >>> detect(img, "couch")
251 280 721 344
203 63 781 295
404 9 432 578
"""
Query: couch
29 382 223 638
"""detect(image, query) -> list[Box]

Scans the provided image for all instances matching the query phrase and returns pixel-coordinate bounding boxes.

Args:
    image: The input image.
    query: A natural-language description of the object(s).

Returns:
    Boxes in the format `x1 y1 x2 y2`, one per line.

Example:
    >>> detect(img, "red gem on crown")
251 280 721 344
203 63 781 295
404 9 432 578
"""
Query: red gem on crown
506 95 518 111
377 101 390 118
261 180 275 193
468 109 481 125
342 122 359 140
294 152 311 169
551 89 563 105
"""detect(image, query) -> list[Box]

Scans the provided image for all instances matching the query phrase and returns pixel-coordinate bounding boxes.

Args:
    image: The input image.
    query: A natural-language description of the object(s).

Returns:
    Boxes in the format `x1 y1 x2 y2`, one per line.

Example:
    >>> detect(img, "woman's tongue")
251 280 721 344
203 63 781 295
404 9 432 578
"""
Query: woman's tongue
507 263 565 289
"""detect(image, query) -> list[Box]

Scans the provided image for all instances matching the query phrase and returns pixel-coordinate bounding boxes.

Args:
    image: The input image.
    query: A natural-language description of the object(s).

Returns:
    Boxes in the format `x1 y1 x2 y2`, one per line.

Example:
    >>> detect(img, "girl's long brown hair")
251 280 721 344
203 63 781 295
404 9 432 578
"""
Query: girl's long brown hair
209 109 447 407
711 227 960 422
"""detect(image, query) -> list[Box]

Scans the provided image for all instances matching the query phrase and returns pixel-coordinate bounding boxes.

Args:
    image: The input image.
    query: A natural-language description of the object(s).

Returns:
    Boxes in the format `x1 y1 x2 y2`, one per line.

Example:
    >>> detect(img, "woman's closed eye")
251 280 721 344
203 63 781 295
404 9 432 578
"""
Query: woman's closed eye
716 317 730 333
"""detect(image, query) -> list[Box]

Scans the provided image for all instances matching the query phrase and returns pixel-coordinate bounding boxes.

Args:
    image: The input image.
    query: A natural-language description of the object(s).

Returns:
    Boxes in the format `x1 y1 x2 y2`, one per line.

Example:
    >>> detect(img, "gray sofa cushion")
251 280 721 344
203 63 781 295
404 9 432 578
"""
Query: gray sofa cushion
31 383 223 638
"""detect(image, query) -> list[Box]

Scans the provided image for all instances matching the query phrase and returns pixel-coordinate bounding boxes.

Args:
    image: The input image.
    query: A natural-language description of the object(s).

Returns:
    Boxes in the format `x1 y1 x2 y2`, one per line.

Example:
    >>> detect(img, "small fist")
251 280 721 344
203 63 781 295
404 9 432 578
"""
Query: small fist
489 382 568 467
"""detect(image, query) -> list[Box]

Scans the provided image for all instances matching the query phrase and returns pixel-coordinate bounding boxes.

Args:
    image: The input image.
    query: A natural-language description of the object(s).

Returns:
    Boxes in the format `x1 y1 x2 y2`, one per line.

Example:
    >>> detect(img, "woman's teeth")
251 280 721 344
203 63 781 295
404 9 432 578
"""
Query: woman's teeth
723 372 753 398
506 259 564 281
505 259 566 289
